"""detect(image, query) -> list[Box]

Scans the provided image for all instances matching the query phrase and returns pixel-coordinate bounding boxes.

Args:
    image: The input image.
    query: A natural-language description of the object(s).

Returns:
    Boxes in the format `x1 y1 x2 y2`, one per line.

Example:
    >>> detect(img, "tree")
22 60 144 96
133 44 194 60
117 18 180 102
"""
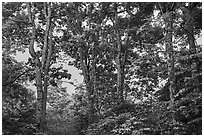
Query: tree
60 2 108 123
162 2 176 123
2 2 202 135
2 2 71 134
26 2 53 133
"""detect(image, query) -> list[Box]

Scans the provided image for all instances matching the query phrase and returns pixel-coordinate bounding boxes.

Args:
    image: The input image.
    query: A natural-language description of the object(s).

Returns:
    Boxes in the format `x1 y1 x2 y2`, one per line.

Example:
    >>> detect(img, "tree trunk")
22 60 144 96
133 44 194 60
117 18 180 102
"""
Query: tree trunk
27 2 43 133
165 10 175 123
186 3 196 54
41 2 52 70
41 3 52 134
27 2 52 134
78 44 94 124
90 30 99 119
114 3 124 104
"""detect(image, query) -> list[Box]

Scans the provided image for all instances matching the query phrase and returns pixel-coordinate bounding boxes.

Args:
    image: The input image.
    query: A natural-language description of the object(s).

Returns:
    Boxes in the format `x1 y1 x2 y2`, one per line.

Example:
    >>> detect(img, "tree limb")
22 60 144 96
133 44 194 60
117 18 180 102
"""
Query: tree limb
3 68 33 86
42 2 52 70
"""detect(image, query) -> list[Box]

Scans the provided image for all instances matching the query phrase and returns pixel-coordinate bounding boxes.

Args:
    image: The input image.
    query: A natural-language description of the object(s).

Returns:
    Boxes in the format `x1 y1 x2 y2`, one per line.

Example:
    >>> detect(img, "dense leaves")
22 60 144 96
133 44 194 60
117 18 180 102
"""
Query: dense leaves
2 53 37 135
2 2 202 135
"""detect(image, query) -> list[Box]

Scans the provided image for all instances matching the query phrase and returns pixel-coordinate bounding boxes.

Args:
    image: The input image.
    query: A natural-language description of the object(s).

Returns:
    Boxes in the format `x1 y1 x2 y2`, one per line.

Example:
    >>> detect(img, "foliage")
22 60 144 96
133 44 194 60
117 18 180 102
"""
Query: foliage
2 2 202 135
46 87 73 134
2 89 37 135
2 54 37 135
45 84 89 134
86 100 201 135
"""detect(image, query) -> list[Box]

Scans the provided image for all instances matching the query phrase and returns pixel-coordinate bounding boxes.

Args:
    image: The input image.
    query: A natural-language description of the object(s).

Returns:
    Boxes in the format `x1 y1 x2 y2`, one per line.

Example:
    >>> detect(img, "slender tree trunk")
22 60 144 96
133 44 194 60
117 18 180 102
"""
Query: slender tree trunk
27 2 43 133
77 30 99 123
41 2 52 70
186 3 196 54
114 3 124 104
74 6 98 124
88 48 96 123
41 3 52 134
91 30 99 118
35 66 43 133
165 11 175 123
78 44 94 124
27 2 52 134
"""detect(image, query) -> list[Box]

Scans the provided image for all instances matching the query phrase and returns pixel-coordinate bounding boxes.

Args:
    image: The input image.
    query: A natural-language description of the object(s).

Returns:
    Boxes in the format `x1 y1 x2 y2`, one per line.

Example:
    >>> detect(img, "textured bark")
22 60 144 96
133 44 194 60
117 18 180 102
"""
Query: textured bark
35 67 43 132
79 46 90 86
27 2 52 134
165 11 175 123
78 44 94 124
114 3 124 104
186 3 196 54
27 2 43 133
41 3 52 134
77 30 99 124
90 31 99 119
41 2 52 70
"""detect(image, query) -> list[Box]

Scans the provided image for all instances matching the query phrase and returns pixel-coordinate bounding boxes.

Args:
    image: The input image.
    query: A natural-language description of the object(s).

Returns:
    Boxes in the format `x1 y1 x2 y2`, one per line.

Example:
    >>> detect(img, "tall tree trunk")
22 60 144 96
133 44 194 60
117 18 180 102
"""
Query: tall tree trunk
165 10 175 123
41 3 52 134
78 43 94 124
114 3 124 104
27 2 43 133
91 30 99 118
186 3 196 54
41 2 52 70
27 2 52 134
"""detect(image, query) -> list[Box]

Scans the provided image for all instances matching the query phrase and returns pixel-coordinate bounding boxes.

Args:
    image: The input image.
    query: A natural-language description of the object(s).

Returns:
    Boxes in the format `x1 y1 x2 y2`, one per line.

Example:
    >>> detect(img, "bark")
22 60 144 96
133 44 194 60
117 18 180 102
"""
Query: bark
27 2 43 133
27 2 52 134
114 3 124 104
41 2 52 134
90 31 99 119
41 2 52 70
165 11 175 123
179 3 196 53
78 44 94 124
75 8 98 121
79 45 90 87
77 30 99 123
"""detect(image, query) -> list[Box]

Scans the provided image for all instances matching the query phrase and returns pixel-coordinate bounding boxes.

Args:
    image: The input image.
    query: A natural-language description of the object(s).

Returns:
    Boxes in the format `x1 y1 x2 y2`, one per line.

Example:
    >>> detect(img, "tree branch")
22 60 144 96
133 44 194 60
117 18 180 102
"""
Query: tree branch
3 68 33 86
42 2 52 70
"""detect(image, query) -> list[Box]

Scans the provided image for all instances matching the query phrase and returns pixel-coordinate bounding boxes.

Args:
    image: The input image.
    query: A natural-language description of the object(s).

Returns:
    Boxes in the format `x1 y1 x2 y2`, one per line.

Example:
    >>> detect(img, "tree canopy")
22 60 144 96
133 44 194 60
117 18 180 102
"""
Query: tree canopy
2 2 202 135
